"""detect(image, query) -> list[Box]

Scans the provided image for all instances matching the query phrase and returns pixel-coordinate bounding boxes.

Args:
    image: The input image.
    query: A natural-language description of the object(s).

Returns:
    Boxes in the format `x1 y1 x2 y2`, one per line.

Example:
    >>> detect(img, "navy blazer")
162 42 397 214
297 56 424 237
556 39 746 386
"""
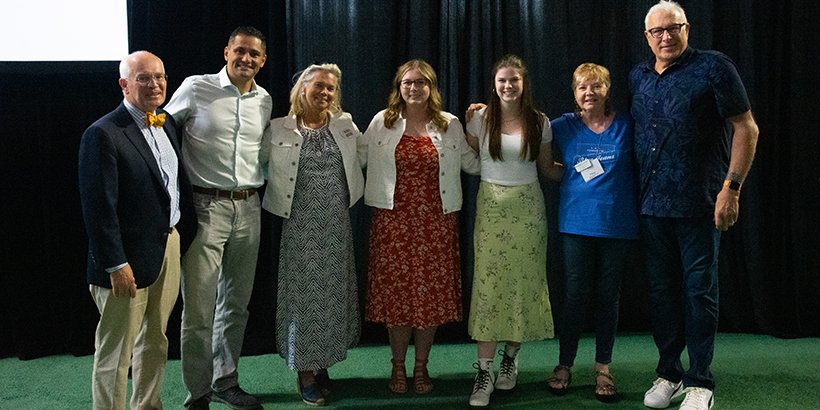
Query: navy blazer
79 102 196 289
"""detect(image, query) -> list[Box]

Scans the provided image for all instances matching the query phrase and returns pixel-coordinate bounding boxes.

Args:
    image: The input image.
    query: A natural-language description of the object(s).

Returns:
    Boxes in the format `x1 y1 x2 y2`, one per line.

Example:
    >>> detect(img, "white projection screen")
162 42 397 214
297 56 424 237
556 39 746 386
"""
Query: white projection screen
0 1 128 62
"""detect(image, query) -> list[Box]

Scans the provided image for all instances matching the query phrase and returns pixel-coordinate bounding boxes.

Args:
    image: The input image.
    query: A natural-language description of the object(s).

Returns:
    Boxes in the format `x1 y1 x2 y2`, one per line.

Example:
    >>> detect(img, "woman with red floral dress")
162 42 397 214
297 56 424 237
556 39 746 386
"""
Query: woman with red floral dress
361 59 480 395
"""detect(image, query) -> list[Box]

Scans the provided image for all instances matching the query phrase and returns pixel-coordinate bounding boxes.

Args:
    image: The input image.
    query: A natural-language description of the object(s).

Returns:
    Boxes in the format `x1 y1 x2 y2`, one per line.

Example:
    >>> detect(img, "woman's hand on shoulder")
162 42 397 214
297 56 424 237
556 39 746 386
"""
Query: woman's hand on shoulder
464 103 487 123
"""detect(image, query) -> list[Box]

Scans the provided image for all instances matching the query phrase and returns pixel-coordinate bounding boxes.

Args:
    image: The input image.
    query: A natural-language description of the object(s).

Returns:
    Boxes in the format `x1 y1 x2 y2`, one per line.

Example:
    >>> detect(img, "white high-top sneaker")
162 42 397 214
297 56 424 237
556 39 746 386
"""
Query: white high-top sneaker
495 350 518 390
469 361 495 407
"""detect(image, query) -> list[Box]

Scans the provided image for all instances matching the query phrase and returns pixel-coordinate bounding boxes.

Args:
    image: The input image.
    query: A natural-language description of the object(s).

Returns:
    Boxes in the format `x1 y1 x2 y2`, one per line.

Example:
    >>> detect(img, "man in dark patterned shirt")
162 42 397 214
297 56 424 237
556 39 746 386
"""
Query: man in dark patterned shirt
630 2 759 410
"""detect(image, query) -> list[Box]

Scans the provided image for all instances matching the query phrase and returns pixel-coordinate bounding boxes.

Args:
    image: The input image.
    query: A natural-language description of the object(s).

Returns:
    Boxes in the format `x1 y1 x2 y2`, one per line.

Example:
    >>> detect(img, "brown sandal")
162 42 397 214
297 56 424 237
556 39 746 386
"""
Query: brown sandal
594 370 618 403
413 359 433 395
389 359 407 394
547 365 572 395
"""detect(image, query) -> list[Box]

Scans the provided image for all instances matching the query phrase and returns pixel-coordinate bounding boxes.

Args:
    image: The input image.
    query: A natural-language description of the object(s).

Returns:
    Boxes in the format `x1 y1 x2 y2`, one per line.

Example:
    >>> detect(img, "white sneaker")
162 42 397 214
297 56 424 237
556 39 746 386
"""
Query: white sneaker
644 377 684 408
679 387 714 410
495 350 518 390
469 363 495 407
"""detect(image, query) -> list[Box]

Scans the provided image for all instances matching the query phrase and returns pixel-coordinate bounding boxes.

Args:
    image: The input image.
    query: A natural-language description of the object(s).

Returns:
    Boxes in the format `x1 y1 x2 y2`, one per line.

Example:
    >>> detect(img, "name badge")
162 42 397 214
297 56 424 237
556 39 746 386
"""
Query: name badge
575 158 605 182
574 158 592 172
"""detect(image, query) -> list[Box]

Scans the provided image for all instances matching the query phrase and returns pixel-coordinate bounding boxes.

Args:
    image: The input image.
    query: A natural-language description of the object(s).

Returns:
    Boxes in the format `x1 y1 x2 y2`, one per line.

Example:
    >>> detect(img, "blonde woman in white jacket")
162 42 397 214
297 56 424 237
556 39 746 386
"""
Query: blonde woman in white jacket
361 59 479 396
260 63 364 407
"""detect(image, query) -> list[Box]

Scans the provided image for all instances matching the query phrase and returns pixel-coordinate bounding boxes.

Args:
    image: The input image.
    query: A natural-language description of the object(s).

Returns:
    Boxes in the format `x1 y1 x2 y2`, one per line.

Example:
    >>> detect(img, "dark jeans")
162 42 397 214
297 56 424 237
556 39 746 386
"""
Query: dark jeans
558 233 632 366
640 216 720 391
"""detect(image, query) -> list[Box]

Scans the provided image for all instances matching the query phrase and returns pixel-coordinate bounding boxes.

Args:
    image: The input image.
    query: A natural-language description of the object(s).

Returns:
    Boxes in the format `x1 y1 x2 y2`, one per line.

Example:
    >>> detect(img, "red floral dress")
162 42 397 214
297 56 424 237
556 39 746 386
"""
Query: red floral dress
365 135 463 328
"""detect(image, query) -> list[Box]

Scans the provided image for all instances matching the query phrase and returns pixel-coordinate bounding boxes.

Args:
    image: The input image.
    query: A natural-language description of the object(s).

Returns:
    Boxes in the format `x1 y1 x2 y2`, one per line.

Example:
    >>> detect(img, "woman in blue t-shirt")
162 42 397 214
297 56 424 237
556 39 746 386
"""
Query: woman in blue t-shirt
547 63 638 403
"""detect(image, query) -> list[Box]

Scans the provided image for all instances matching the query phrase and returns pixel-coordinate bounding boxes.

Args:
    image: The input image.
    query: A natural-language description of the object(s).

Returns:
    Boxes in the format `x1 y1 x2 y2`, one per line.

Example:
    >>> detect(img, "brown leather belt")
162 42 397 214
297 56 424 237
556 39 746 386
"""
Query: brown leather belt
193 186 257 200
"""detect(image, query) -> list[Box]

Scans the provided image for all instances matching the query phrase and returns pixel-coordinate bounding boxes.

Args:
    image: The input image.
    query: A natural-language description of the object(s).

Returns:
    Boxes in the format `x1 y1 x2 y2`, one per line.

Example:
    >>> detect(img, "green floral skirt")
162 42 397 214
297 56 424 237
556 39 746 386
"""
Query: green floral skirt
468 181 554 342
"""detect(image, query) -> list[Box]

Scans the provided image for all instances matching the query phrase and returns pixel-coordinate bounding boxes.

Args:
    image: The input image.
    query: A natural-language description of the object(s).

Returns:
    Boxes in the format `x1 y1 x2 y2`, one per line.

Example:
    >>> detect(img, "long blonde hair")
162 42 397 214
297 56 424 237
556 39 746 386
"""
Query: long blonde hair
383 59 448 132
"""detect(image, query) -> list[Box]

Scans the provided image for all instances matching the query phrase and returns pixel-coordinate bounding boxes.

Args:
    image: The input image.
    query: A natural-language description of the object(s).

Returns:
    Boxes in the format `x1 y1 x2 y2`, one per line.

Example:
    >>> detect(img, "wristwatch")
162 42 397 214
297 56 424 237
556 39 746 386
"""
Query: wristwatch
723 179 741 191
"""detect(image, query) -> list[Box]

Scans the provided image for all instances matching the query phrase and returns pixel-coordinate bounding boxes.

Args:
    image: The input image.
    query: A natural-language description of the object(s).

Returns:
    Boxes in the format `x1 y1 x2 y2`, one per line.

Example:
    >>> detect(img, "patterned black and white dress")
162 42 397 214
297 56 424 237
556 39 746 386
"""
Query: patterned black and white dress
276 120 360 372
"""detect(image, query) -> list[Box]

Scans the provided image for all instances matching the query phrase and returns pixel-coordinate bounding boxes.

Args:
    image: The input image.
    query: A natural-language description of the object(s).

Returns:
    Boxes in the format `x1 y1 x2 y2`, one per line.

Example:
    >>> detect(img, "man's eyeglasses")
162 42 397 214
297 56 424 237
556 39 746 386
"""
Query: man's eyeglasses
133 73 169 85
400 79 428 89
647 23 686 39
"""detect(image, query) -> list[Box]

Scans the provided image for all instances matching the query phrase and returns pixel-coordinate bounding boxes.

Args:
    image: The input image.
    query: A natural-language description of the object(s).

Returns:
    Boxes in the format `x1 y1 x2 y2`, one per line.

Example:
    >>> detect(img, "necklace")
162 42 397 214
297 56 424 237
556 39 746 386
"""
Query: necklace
301 114 328 130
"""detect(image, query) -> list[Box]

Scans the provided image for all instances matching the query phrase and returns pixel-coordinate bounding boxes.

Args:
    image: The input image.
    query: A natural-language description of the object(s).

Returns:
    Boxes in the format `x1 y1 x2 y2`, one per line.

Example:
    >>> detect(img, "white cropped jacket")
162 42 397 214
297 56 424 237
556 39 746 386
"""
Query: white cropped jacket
361 109 480 214
261 111 365 218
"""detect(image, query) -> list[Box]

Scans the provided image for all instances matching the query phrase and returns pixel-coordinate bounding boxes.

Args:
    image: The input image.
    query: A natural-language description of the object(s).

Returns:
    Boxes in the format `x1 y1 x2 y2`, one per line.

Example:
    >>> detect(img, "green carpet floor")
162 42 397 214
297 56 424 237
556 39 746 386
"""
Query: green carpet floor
1 333 817 409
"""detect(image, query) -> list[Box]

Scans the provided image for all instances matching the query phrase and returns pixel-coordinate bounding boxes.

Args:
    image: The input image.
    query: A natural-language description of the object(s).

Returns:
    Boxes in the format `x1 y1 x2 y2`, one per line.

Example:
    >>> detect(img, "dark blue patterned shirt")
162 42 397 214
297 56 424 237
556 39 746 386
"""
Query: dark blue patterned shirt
629 47 751 218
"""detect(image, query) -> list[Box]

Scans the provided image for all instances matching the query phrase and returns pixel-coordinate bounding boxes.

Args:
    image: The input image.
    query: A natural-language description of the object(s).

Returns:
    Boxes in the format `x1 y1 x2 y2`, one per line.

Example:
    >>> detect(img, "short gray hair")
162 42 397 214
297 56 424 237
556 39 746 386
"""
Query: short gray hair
119 56 131 79
645 0 688 30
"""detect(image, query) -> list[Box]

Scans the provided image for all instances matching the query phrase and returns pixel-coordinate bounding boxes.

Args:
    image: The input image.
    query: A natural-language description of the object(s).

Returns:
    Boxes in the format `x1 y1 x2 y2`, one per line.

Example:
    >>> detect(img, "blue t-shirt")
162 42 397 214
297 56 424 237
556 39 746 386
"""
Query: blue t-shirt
551 111 638 239
629 47 751 218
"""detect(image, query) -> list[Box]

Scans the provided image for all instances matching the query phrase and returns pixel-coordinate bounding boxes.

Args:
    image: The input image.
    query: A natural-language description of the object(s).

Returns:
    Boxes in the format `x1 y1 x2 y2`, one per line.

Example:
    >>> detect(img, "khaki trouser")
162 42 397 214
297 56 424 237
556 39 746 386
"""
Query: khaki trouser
90 229 180 410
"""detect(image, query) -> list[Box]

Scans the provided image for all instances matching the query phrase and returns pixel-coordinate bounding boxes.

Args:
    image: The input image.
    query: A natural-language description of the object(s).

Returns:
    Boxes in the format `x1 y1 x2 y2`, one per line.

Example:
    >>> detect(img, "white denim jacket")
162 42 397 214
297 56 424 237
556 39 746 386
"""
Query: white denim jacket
261 111 365 218
362 109 480 214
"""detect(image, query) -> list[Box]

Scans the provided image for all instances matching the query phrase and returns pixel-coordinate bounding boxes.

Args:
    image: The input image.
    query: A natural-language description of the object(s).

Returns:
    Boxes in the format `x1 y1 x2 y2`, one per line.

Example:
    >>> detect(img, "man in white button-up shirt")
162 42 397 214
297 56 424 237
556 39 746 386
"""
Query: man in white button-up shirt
164 26 272 410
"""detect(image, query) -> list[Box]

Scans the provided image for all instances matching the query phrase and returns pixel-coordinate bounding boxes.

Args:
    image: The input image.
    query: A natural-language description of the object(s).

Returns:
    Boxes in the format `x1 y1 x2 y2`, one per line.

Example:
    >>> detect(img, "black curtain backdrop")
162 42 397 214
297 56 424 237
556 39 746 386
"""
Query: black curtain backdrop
1 0 818 360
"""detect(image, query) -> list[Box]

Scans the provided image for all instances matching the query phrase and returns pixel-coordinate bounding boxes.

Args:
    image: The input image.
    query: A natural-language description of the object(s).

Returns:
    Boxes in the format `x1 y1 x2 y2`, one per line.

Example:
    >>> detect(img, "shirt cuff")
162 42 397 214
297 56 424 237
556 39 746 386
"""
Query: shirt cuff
105 262 128 273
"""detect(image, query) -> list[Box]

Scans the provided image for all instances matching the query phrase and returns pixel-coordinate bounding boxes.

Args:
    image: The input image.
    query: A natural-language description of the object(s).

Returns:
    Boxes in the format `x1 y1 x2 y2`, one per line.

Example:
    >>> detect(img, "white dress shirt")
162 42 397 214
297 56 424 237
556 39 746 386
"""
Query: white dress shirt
164 66 272 190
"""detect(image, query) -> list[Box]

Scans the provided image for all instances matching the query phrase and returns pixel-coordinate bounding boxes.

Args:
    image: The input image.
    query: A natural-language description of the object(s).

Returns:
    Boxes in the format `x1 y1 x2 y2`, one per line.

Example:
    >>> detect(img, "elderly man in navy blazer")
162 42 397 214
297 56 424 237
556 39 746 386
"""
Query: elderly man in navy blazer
79 50 195 410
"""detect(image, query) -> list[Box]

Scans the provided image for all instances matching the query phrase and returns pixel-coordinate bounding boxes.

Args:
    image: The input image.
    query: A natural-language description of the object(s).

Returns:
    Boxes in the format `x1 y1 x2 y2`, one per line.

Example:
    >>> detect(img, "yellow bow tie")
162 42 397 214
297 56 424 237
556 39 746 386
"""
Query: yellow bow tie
145 112 166 128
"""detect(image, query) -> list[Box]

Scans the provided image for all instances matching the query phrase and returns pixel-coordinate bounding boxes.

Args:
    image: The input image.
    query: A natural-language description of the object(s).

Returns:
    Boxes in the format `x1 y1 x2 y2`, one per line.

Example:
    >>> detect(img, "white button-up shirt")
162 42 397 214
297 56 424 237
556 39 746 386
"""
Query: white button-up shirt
164 66 272 190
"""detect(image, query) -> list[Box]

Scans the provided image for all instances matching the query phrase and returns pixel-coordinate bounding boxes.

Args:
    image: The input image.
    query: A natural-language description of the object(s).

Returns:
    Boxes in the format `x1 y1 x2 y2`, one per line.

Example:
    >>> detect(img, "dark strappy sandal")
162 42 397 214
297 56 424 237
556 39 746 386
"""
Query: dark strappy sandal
547 365 573 395
388 359 407 394
413 359 433 395
594 370 619 403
